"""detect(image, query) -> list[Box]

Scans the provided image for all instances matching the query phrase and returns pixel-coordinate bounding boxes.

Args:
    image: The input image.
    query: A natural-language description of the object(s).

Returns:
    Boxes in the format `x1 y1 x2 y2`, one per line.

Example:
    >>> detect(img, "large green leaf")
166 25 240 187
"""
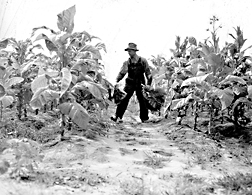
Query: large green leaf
72 81 106 100
0 95 14 108
77 74 94 83
60 68 72 97
188 36 197 46
38 66 59 78
80 31 100 42
195 81 212 92
95 42 107 53
0 85 5 97
170 94 193 110
34 33 50 42
45 39 58 52
181 73 212 87
92 82 108 94
0 66 6 80
30 87 48 109
80 31 92 42
31 26 57 37
58 102 72 115
5 77 24 89
79 45 102 60
212 87 234 110
89 98 109 110
31 74 49 93
71 60 88 75
69 102 89 129
0 39 9 49
220 75 246 85
153 73 167 86
9 56 20 70
200 43 212 56
30 87 60 109
34 33 58 52
57 5 76 34
23 88 33 104
207 53 224 75
2 67 14 83
21 59 45 75
186 58 207 76
0 58 8 67
248 85 252 99
171 79 182 89
217 66 234 79
57 32 71 45
58 102 89 129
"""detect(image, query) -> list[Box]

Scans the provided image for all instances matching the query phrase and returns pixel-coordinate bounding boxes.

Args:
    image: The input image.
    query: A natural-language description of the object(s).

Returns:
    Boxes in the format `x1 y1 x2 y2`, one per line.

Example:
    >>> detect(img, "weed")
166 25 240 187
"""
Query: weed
0 139 44 181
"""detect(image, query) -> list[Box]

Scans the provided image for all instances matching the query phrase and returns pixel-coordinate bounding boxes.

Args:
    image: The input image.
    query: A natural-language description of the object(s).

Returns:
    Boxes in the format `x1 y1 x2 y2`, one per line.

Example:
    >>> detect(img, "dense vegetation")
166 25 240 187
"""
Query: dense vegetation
0 5 111 138
150 15 252 133
1 6 252 193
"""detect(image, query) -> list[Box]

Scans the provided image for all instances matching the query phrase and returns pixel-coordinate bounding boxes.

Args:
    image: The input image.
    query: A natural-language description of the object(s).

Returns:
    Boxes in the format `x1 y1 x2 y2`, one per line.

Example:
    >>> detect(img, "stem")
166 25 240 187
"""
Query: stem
221 111 224 124
193 102 199 130
51 101 54 111
177 108 182 125
68 118 72 131
0 101 2 120
17 88 23 120
24 106 27 118
208 100 214 134
60 114 66 138
43 104 47 113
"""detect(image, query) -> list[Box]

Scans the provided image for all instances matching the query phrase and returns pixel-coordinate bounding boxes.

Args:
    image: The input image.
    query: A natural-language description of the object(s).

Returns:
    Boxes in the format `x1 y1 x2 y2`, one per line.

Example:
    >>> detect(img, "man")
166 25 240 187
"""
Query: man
111 43 153 123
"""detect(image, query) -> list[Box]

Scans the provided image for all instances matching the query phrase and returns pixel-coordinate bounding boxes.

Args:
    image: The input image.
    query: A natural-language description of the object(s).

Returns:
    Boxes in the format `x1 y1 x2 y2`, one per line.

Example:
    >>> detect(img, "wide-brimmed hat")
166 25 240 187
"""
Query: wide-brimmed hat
125 43 139 51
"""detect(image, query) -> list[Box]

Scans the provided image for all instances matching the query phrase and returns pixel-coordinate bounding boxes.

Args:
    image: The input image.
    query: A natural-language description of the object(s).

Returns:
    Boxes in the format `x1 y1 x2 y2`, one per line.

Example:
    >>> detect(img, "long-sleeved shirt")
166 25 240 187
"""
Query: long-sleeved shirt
116 56 152 85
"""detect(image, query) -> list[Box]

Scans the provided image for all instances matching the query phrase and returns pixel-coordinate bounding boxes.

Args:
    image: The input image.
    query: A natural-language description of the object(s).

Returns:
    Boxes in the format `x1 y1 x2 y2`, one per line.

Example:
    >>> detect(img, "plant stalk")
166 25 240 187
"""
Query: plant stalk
193 102 199 130
60 114 66 138
208 100 214 134
0 101 2 120
17 88 23 120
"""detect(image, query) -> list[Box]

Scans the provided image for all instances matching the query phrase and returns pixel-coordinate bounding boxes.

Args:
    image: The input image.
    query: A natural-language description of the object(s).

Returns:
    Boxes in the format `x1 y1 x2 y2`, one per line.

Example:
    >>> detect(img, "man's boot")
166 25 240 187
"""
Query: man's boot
111 116 123 123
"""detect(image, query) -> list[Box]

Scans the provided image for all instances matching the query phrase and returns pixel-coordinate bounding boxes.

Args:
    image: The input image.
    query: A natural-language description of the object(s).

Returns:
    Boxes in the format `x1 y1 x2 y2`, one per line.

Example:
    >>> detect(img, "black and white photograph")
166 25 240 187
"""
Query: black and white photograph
0 0 252 194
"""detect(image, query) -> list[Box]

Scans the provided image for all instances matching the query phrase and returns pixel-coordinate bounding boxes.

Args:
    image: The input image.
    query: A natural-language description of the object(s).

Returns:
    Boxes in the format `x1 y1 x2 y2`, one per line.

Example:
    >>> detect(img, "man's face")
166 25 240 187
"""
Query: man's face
127 49 136 58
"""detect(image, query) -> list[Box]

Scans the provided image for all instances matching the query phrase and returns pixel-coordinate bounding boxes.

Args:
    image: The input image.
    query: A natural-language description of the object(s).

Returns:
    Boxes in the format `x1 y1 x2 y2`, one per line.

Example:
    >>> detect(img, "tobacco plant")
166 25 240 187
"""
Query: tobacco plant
28 5 109 138
171 18 252 132
152 16 252 134
0 66 24 120
0 38 40 120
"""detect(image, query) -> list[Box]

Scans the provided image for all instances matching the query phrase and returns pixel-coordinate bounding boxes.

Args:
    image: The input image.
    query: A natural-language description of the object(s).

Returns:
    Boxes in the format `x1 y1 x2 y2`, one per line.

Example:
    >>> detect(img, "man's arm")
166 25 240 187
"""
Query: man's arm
142 58 152 85
116 61 128 83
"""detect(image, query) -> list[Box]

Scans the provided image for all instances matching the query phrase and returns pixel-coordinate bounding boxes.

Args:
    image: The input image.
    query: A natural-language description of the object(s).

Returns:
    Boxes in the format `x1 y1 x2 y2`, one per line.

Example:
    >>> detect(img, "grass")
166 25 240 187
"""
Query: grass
143 150 172 169
160 173 215 195
120 176 161 195
215 172 252 194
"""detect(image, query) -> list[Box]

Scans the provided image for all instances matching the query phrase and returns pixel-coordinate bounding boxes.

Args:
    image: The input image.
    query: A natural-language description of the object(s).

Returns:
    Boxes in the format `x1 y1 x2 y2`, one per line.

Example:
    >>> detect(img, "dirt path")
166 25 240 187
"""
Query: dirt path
1 104 252 194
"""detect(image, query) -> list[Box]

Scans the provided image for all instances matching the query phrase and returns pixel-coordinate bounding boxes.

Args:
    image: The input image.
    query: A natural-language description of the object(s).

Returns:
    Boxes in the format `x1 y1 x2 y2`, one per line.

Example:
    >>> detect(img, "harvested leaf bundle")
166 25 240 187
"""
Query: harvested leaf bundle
112 87 126 104
142 86 166 111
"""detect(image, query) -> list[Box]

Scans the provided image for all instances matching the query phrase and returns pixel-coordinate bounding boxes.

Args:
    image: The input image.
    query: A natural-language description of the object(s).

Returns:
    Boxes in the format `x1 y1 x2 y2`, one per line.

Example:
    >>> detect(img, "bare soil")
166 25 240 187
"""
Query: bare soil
1 103 252 195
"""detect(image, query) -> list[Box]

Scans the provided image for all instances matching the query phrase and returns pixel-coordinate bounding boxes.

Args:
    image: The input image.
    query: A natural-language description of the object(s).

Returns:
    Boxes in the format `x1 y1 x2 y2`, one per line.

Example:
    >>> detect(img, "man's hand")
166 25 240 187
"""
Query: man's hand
142 84 151 91
145 85 152 91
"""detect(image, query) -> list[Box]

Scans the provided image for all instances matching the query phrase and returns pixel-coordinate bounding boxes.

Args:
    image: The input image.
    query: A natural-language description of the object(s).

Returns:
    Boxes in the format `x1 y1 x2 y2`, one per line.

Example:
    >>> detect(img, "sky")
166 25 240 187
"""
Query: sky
0 0 252 83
